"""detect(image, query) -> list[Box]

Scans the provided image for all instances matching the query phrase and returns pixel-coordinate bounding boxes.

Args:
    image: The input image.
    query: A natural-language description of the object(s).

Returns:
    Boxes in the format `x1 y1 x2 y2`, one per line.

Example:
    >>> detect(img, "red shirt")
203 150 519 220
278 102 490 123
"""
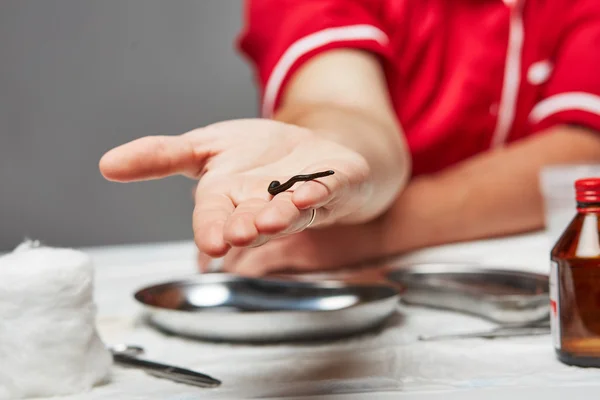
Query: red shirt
238 0 600 176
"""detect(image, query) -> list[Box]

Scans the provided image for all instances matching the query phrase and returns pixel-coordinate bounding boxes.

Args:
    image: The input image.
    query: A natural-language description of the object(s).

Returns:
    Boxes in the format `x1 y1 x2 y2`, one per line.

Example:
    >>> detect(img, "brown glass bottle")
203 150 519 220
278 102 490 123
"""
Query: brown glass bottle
551 178 600 367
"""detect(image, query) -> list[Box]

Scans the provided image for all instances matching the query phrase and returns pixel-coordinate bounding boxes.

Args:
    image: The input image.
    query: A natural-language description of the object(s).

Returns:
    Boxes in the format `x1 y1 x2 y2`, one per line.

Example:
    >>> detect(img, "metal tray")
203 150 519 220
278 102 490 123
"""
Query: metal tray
385 263 549 325
134 273 399 342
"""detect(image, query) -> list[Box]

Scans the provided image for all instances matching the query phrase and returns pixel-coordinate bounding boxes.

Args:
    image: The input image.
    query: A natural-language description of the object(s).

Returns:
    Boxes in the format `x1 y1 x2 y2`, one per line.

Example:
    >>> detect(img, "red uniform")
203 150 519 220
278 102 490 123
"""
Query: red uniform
238 0 600 176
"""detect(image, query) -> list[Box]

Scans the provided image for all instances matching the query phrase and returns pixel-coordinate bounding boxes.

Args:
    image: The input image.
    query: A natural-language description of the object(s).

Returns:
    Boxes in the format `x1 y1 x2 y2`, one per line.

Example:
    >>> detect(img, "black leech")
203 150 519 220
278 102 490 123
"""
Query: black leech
268 170 335 196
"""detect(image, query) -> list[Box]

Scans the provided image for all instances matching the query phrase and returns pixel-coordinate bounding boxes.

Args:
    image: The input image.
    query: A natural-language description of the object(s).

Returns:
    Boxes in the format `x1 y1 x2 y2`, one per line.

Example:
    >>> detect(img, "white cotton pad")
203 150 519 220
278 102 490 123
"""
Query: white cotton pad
0 242 112 399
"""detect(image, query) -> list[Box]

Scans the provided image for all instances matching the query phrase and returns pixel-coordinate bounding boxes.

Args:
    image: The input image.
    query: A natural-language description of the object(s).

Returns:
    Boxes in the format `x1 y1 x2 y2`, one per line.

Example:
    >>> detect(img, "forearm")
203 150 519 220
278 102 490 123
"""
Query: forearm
382 126 600 254
275 103 409 216
273 49 410 218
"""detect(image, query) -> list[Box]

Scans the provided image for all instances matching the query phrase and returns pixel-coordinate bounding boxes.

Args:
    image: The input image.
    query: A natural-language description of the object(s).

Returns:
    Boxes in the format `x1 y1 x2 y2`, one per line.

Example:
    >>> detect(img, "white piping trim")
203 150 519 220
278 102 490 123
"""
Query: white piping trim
490 4 525 148
261 25 389 118
530 92 600 123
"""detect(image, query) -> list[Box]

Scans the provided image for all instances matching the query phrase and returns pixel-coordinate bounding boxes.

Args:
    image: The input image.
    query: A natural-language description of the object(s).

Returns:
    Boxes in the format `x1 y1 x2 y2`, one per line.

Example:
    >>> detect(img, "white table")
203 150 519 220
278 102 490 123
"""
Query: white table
59 233 599 399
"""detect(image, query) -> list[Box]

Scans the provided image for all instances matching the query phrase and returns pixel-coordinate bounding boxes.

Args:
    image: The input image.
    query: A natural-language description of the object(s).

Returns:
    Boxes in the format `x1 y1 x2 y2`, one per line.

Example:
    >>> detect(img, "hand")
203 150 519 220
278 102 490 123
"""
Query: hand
198 218 388 276
100 119 376 257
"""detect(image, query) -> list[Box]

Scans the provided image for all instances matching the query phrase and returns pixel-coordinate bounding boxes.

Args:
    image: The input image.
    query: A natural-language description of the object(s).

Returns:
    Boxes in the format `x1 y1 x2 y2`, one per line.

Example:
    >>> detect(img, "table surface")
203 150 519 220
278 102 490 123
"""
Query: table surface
51 232 600 400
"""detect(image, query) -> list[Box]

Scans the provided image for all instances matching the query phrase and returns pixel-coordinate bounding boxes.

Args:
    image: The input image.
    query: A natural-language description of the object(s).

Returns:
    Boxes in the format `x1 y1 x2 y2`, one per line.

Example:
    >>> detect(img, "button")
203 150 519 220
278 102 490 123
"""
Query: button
527 60 553 85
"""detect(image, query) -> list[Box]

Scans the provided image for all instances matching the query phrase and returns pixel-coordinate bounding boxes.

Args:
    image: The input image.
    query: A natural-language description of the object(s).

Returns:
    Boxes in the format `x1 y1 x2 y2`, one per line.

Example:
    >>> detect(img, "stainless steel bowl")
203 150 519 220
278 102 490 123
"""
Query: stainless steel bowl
386 263 549 325
134 274 399 342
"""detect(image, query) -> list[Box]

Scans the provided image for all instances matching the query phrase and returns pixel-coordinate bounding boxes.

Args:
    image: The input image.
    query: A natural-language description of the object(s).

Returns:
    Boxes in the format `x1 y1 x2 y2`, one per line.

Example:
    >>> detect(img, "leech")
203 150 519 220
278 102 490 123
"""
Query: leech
268 170 335 196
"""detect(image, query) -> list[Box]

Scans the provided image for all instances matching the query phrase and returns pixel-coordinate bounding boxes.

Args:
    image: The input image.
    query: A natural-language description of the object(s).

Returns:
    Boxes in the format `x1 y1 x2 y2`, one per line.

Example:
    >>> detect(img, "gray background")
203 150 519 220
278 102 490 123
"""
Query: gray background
0 0 257 251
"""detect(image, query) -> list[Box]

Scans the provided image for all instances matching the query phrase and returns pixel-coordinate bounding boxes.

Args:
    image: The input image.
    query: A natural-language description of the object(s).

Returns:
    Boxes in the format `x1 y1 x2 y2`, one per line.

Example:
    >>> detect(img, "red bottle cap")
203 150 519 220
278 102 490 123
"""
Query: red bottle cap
576 178 600 203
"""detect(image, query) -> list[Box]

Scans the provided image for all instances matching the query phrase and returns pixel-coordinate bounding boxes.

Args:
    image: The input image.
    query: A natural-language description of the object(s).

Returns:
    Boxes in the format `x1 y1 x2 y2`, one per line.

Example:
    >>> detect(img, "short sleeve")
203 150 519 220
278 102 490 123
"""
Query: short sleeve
529 1 600 134
237 0 393 117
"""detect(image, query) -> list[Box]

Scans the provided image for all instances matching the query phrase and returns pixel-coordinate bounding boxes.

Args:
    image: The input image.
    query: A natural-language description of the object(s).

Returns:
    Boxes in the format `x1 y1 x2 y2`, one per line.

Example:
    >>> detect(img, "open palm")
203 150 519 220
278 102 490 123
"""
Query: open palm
100 119 373 257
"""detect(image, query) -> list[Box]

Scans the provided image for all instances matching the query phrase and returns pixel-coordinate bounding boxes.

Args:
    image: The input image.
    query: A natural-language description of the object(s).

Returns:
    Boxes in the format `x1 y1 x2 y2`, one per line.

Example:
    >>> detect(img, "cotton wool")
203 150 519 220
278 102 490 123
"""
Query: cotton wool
0 241 112 399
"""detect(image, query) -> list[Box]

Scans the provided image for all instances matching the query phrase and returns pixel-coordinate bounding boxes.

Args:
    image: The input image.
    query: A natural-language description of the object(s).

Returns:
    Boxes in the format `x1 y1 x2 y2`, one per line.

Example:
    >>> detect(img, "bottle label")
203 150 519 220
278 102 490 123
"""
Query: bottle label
550 260 561 350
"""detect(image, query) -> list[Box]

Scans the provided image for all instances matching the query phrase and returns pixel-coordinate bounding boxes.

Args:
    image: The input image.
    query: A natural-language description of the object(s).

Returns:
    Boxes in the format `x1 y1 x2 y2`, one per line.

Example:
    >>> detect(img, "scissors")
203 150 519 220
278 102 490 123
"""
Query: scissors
109 344 221 388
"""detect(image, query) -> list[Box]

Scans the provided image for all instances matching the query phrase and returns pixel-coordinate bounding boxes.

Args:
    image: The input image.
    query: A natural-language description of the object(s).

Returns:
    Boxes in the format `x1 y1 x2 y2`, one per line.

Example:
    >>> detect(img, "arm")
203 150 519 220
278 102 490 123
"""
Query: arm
274 49 410 221
386 0 600 254
383 126 600 254
100 49 409 256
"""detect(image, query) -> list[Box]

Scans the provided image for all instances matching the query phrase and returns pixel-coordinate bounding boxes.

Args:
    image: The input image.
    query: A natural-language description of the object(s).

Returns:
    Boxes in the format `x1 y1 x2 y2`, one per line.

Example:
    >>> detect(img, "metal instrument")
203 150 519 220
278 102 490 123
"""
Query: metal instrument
109 344 221 388
418 320 550 341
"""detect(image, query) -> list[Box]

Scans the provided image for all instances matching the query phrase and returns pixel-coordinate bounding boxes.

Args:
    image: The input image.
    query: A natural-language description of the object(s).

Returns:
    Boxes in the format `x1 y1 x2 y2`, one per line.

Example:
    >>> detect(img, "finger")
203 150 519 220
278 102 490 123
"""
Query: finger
229 244 283 277
231 221 383 276
254 192 305 235
100 134 208 182
291 167 352 211
222 198 269 247
221 248 244 273
197 252 212 273
193 192 235 257
230 235 317 277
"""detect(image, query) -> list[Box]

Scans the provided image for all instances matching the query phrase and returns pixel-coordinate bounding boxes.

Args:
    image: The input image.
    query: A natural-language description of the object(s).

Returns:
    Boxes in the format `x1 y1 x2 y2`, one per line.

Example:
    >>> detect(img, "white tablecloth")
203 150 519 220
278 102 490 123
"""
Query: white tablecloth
51 233 600 399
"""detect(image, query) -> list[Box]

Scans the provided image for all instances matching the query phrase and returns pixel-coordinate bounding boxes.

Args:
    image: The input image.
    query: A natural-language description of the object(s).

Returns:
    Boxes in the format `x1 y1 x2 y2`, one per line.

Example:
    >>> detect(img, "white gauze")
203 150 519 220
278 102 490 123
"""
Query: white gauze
0 241 112 399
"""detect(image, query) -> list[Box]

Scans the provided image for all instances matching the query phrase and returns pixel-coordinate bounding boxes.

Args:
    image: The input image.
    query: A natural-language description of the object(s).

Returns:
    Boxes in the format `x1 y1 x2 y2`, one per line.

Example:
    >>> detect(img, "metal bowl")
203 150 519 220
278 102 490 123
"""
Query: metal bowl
134 274 399 342
386 263 549 325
